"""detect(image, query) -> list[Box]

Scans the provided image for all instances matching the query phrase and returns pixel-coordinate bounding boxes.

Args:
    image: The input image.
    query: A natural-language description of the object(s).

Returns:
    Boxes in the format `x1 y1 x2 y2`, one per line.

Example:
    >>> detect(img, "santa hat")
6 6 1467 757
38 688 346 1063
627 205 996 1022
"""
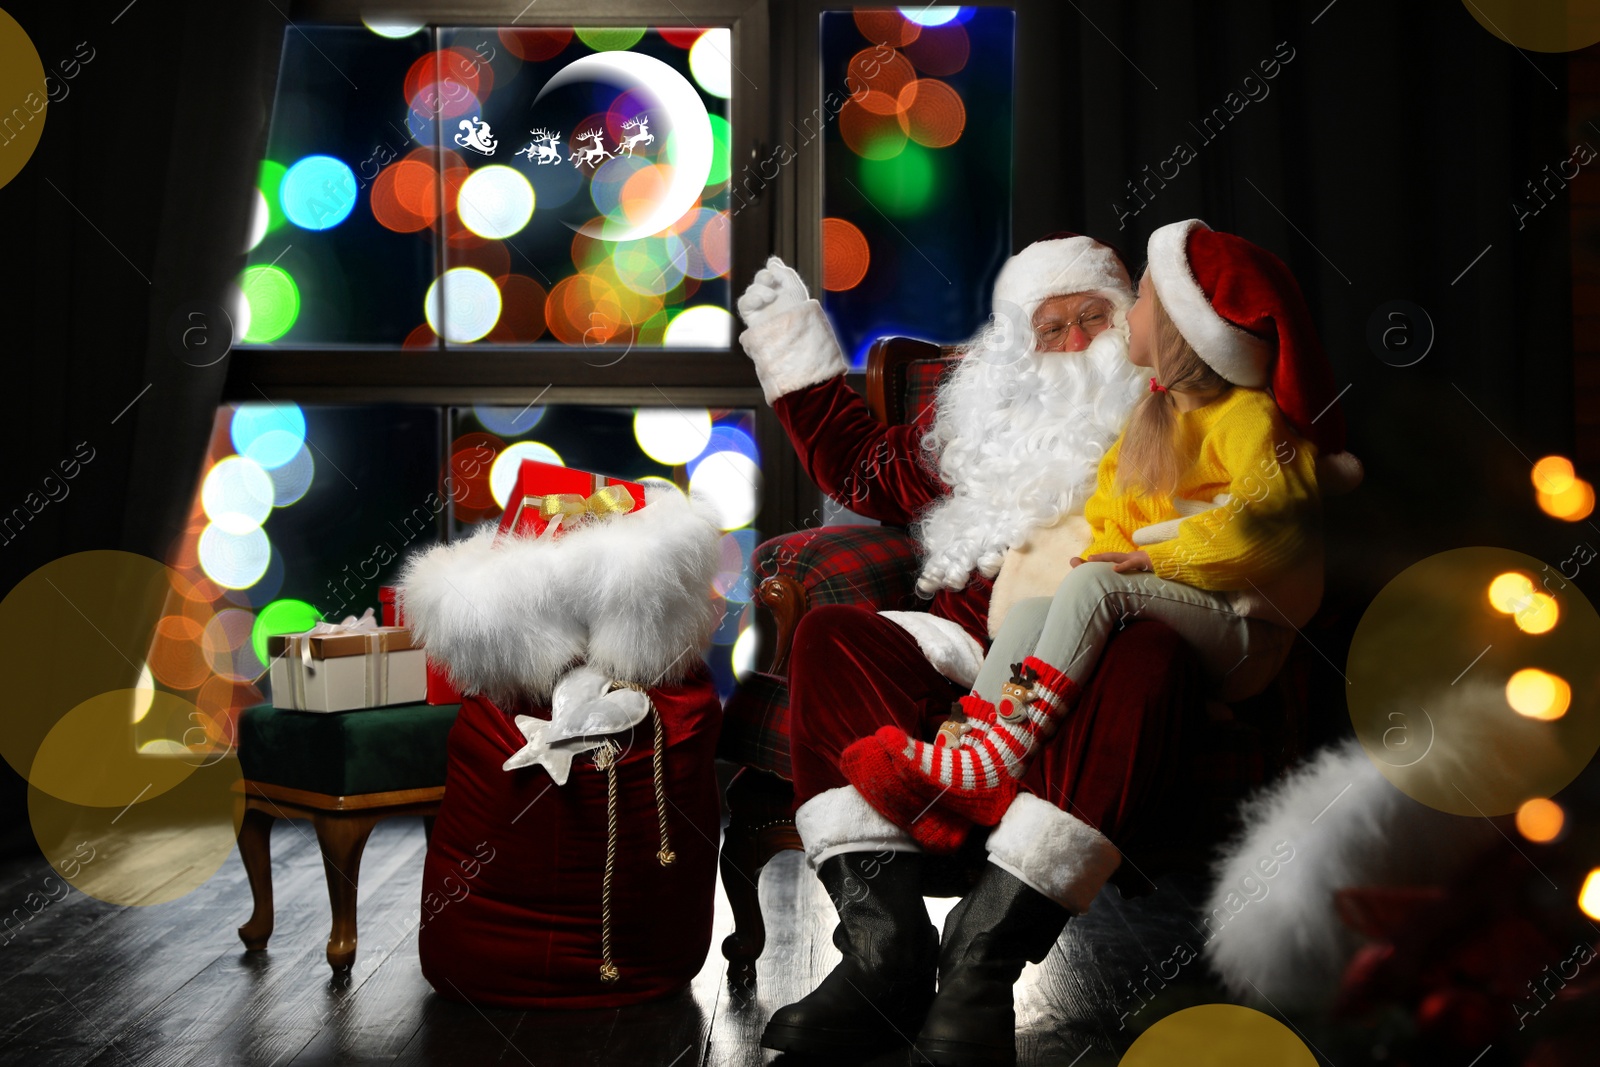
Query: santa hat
1146 219 1363 494
991 231 1134 321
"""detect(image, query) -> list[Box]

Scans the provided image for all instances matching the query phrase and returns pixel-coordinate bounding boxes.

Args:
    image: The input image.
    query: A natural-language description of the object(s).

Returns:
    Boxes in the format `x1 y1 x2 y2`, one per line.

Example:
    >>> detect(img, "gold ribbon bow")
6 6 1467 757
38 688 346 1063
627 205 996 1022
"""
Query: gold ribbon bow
538 484 637 521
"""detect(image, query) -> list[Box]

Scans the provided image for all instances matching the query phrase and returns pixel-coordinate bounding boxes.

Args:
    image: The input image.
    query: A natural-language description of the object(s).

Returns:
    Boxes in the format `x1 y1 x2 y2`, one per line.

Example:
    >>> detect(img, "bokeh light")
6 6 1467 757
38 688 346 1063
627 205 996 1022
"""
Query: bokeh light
363 17 424 38
1505 668 1572 720
854 9 923 47
1487 571 1535 614
690 451 761 529
1532 455 1576 494
498 27 573 61
474 404 545 435
251 598 324 664
257 160 288 235
425 266 503 342
575 27 647 52
897 78 966 147
458 165 536 239
239 265 301 344
903 21 970 75
489 440 565 509
634 408 713 465
901 6 962 26
731 621 760 679
231 403 306 466
687 424 760 476
245 189 269 252
822 217 871 291
1538 477 1595 521
1515 797 1564 842
688 28 733 98
198 524 272 590
859 142 936 215
371 154 440 233
664 304 734 347
201 456 275 535
1582 869 1600 920
280 155 358 230
1514 591 1560 634
266 444 315 506
147 615 211 691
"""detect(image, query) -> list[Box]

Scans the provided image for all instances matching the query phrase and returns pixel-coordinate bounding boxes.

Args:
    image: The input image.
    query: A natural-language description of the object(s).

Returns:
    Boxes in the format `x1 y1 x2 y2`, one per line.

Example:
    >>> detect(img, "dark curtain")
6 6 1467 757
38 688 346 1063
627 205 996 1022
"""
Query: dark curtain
1013 0 1575 603
0 1 285 853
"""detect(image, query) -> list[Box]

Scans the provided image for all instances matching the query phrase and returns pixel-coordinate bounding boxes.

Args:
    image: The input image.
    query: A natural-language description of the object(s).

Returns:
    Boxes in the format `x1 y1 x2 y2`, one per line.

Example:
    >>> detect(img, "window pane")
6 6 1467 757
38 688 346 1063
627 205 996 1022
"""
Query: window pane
239 24 735 350
243 27 439 346
447 403 761 697
141 403 443 753
819 7 1014 365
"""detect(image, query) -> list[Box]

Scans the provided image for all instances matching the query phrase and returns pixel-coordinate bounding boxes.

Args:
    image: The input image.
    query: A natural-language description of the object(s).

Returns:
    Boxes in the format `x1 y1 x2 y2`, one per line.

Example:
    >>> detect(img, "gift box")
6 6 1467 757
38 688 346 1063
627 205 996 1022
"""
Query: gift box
497 459 647 539
380 585 463 706
267 609 426 712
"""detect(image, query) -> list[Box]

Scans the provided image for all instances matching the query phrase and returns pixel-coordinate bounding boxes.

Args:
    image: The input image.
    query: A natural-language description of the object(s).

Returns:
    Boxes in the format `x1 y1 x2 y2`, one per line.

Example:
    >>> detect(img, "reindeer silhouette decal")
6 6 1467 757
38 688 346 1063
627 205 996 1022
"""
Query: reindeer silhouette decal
568 129 614 169
517 128 563 165
617 115 655 157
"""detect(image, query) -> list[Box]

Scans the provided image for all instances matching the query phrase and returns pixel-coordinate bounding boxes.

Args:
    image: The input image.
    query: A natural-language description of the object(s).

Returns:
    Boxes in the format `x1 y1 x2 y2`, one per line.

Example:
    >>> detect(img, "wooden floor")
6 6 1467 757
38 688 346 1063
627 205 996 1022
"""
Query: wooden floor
0 815 1231 1066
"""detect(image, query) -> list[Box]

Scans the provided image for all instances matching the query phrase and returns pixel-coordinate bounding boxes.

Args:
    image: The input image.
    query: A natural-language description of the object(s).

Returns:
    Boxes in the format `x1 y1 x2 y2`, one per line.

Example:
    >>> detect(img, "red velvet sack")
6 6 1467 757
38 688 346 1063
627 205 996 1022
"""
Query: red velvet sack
418 671 722 1009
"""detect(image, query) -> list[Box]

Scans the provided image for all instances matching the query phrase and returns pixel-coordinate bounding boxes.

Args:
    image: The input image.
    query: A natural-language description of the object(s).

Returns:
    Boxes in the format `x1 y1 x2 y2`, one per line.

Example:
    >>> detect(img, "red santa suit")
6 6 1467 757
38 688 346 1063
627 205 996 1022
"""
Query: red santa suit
737 237 1216 913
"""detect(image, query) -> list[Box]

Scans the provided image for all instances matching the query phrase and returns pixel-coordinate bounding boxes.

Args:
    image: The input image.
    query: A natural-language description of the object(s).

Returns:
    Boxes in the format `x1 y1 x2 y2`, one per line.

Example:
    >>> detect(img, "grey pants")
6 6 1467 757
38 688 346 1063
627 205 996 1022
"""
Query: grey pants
972 562 1295 704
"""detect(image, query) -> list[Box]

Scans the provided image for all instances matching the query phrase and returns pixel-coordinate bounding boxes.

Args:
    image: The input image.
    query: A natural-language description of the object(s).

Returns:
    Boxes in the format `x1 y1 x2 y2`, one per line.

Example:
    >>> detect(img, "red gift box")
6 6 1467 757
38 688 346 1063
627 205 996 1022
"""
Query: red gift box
496 459 647 538
379 585 463 706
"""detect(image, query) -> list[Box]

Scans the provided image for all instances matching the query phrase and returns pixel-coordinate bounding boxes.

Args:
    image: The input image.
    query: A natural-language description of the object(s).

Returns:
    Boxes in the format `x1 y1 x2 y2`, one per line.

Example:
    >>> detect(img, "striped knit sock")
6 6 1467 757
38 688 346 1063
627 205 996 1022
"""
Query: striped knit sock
841 657 1079 837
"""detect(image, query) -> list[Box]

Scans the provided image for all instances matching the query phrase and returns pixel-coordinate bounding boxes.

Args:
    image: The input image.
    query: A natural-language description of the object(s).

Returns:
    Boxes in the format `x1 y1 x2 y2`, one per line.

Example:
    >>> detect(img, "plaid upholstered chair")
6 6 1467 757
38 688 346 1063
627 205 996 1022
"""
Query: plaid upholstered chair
714 337 1319 983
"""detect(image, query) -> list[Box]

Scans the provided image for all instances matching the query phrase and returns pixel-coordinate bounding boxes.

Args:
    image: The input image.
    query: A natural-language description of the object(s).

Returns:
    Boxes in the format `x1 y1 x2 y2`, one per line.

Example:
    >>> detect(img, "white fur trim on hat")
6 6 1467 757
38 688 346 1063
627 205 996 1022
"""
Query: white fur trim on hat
991 236 1133 321
794 785 919 867
985 792 1122 914
396 486 723 705
878 611 985 688
1147 219 1274 388
737 299 848 405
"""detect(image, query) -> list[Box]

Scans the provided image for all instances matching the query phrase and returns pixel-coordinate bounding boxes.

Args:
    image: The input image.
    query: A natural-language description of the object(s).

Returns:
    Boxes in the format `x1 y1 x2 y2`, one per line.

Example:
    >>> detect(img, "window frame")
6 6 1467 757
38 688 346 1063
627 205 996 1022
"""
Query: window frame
226 0 808 535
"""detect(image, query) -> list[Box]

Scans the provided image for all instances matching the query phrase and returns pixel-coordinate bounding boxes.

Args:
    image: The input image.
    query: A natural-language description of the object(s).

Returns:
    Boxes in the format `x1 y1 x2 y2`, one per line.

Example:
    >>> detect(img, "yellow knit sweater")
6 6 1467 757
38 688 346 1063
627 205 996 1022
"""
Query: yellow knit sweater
1082 387 1324 624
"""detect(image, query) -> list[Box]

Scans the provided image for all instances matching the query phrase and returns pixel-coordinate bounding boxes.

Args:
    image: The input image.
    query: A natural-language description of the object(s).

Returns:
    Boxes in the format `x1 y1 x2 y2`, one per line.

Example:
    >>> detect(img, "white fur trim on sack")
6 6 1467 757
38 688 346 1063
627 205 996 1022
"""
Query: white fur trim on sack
985 792 1122 914
737 299 848 405
396 486 723 705
1203 735 1500 1013
1146 219 1273 388
794 785 919 867
878 611 986 689
992 236 1132 321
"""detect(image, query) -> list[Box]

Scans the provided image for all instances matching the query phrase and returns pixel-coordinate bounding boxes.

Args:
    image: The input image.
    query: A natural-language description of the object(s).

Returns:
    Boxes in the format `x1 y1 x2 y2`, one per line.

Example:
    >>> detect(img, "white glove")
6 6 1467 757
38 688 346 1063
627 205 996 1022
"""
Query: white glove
737 255 811 330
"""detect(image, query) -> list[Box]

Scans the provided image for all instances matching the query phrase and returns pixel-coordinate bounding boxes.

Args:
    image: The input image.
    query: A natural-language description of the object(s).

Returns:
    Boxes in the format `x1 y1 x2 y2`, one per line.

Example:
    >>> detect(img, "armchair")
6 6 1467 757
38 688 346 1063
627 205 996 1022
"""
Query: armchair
714 338 1315 983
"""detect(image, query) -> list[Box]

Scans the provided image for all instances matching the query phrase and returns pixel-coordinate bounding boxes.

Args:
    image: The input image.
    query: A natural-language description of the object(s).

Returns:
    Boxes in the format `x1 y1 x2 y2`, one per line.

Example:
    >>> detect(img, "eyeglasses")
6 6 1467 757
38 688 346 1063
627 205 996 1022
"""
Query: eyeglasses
1034 305 1111 348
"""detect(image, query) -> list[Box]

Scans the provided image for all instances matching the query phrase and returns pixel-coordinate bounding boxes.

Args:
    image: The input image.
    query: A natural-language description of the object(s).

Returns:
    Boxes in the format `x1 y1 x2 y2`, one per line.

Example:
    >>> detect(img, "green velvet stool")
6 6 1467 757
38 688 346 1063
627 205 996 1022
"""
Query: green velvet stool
234 701 460 971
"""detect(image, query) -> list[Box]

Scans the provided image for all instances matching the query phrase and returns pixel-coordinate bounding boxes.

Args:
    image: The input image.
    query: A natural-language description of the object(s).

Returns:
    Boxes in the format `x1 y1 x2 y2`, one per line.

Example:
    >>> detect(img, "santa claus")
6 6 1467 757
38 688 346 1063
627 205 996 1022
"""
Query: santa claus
736 234 1215 1065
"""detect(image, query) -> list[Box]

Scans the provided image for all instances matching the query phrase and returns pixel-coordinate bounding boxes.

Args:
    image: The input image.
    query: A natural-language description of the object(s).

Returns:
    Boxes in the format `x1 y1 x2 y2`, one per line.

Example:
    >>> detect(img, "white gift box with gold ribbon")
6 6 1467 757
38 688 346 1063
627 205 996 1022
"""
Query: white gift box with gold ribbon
266 608 427 712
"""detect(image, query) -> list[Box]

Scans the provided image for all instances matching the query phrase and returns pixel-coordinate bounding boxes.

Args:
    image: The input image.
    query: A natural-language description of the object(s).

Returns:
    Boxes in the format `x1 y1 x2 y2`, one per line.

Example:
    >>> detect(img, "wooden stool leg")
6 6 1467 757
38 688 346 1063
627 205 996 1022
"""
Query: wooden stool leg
237 805 276 950
313 812 378 972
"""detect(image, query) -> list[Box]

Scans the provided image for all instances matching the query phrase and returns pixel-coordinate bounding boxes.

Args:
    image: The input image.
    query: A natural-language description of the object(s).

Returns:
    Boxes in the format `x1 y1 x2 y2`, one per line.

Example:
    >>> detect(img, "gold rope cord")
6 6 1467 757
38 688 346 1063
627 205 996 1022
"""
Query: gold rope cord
594 739 621 982
650 702 675 867
590 683 678 983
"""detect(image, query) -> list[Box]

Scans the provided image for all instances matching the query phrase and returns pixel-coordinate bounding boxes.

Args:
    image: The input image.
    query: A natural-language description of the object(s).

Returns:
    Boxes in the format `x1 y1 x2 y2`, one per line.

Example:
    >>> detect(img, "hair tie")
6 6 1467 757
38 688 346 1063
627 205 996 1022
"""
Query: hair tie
1149 377 1169 394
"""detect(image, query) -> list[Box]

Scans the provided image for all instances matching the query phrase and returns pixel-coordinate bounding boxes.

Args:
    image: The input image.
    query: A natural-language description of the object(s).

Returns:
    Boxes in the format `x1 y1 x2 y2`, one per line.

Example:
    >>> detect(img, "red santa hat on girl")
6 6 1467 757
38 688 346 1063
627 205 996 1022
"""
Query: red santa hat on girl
1146 218 1363 493
992 231 1134 320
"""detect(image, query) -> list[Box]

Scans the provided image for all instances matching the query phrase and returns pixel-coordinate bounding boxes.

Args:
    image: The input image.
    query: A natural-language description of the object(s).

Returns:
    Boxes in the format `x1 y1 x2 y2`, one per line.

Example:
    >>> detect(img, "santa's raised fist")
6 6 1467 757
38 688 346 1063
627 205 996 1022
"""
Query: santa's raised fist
737 255 811 329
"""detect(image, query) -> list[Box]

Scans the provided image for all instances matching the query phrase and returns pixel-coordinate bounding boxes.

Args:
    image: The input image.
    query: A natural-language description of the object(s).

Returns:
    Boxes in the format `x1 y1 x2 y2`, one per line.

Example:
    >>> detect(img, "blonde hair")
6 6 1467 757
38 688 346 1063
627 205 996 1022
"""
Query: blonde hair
1115 280 1234 500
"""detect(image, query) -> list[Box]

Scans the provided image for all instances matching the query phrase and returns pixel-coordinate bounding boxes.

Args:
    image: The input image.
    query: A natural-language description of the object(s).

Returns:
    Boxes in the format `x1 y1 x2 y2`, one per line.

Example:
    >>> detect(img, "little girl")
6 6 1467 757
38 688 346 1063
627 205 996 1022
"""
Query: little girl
842 219 1362 850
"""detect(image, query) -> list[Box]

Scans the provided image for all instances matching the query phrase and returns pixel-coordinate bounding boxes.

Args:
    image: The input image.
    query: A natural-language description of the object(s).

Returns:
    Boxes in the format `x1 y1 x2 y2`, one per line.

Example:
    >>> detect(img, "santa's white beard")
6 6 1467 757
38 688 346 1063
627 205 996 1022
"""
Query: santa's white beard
913 315 1148 597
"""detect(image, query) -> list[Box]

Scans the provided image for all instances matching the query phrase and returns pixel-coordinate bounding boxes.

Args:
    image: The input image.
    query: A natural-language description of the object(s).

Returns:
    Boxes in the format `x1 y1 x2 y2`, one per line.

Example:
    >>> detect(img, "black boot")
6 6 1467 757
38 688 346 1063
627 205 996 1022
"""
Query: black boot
913 863 1072 1066
760 850 938 1059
